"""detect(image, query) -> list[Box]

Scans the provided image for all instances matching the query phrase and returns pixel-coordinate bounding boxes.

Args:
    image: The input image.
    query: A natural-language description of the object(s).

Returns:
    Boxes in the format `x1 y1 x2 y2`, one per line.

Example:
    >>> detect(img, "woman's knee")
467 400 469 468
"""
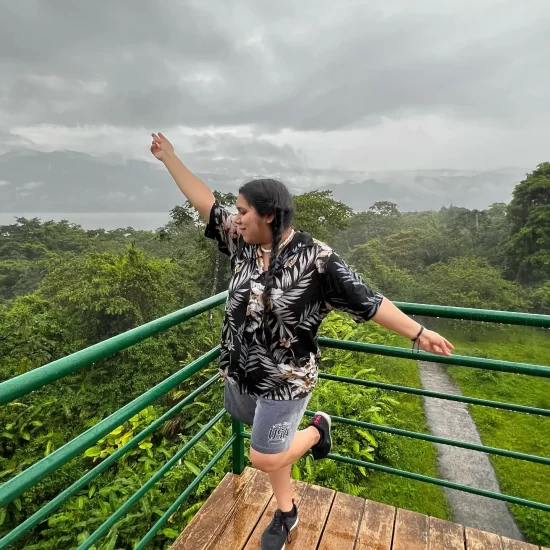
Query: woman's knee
250 448 283 472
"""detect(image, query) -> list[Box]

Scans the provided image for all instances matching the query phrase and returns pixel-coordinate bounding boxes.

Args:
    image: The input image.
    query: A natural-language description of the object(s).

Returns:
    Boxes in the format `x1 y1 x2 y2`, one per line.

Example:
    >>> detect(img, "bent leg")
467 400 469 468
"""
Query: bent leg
248 393 314 511
250 426 319 472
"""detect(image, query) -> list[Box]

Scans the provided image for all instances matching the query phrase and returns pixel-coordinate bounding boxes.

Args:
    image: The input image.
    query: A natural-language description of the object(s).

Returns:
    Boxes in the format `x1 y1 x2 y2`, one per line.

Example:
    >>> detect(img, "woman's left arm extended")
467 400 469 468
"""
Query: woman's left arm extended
322 252 454 357
371 297 454 356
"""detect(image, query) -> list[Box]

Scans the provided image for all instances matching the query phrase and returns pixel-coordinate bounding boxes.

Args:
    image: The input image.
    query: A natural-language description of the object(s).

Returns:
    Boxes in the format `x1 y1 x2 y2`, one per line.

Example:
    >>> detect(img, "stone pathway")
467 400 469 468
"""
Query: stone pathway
417 360 524 540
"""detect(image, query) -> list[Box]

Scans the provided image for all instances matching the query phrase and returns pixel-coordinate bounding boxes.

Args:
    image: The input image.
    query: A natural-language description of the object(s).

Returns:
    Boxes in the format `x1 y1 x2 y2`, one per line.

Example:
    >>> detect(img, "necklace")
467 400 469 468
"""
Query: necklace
260 228 295 255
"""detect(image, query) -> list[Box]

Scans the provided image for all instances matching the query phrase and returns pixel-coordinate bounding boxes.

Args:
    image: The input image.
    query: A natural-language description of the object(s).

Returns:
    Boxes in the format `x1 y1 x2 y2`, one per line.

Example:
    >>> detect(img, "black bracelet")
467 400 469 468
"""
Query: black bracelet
411 325 425 342
411 326 424 352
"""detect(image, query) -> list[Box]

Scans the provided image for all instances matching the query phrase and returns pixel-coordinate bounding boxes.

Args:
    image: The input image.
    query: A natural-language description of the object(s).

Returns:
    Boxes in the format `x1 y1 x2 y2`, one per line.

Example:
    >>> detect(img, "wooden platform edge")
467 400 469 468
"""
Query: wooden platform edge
170 469 547 550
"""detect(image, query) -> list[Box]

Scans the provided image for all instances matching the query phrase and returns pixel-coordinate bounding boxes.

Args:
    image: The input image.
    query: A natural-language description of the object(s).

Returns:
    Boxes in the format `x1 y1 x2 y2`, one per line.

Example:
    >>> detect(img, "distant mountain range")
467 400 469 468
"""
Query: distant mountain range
0 149 528 214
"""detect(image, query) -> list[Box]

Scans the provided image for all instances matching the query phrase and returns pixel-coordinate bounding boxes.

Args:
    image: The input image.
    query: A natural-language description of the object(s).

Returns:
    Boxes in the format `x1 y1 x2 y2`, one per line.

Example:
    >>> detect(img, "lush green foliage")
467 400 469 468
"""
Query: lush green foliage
506 162 550 285
293 190 353 242
1 164 549 547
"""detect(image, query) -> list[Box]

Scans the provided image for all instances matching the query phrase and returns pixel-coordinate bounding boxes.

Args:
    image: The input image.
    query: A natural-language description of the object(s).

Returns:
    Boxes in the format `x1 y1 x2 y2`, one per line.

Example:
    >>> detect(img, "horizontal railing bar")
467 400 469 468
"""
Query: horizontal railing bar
326 453 550 512
77 408 227 550
2 297 546 408
0 374 221 550
318 338 550 378
0 292 227 406
318 373 550 417
302 411 550 466
394 301 550 328
0 347 220 508
134 435 236 550
239 434 550 511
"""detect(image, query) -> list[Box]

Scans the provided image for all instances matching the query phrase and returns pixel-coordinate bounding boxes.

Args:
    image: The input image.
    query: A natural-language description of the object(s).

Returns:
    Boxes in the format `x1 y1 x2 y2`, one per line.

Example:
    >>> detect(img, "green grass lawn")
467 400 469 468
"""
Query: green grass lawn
438 322 550 546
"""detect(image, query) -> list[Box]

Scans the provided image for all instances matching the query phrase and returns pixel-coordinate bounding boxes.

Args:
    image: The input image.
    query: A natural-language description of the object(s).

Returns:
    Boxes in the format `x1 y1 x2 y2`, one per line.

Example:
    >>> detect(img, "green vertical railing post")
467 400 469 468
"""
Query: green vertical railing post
232 418 245 474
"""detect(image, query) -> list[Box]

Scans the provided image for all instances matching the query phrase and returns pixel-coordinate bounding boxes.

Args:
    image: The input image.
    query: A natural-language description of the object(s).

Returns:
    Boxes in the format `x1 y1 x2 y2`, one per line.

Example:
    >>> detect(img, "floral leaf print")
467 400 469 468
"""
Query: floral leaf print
205 201 383 401
270 270 315 309
322 252 383 322
226 286 249 311
334 261 366 286
272 308 298 339
229 260 254 292
295 302 322 331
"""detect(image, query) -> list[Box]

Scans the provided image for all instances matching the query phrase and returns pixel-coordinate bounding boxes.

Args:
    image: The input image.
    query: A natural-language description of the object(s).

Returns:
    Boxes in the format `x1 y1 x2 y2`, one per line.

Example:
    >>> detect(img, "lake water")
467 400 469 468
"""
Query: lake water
0 212 171 231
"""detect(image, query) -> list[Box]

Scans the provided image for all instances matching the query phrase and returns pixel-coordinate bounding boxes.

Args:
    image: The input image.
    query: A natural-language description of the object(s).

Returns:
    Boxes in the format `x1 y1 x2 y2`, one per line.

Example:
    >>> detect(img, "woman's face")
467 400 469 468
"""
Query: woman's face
234 194 274 245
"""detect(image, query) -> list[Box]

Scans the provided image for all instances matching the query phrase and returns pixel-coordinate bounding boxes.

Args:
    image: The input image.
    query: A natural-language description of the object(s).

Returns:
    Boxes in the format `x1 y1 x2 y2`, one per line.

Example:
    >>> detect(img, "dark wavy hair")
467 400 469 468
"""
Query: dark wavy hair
238 178 295 344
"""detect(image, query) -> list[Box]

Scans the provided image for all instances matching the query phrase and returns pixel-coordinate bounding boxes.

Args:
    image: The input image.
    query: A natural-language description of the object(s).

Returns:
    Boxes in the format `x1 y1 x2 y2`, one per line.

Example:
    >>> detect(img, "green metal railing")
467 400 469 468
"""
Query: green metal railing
1 292 549 548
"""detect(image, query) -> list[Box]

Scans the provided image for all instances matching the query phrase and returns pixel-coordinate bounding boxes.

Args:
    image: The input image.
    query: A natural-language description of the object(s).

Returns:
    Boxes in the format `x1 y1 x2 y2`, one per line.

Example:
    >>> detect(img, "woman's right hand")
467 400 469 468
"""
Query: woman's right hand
149 131 215 220
150 132 175 162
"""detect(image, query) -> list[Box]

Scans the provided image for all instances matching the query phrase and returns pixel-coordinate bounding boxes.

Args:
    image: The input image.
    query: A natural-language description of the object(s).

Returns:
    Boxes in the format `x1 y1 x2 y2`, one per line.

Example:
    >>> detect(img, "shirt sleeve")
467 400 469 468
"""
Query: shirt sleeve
321 252 384 322
204 201 240 258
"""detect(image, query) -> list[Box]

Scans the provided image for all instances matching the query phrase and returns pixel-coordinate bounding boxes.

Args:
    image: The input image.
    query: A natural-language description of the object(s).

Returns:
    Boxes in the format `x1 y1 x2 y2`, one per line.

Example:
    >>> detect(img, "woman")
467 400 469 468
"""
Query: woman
150 133 453 550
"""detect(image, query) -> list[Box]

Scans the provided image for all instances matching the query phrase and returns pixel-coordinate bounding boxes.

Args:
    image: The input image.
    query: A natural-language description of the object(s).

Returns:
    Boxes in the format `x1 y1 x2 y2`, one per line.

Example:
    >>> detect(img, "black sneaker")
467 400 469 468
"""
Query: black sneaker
261 502 299 550
310 411 332 460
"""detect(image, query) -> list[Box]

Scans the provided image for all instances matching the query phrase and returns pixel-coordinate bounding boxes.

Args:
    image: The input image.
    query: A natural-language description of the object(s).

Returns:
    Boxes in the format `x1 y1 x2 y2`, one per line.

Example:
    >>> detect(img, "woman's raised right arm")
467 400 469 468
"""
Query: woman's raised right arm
151 132 215 221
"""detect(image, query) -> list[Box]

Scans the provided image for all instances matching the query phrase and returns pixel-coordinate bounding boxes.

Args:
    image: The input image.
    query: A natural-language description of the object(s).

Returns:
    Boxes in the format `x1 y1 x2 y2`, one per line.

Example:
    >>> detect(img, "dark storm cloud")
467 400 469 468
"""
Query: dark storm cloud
1 0 549 131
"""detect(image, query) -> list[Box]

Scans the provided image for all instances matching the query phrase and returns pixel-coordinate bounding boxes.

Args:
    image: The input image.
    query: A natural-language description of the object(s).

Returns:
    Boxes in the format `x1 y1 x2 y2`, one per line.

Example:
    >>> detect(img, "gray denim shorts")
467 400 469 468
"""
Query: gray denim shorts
224 380 311 455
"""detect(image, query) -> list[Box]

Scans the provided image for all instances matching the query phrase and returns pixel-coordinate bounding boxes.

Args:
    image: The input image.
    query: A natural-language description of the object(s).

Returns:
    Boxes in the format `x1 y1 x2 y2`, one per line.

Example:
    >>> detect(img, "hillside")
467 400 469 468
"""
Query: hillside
0 149 527 213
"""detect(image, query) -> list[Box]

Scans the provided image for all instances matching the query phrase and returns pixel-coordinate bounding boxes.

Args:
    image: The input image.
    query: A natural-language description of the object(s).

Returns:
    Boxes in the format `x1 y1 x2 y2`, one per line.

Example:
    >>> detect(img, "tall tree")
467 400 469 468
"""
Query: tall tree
348 239 417 300
476 202 509 269
332 201 401 253
38 246 189 343
160 191 236 300
293 190 353 243
506 163 550 285
532 281 550 314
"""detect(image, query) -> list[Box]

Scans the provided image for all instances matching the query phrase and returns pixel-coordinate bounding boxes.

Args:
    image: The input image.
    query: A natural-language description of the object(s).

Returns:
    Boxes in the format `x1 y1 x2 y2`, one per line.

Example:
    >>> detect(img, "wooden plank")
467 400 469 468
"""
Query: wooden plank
207 469 274 549
171 467 256 550
354 498 395 550
500 537 539 550
465 527 503 550
288 483 335 548
428 517 465 550
393 508 429 550
317 492 364 549
243 479 308 550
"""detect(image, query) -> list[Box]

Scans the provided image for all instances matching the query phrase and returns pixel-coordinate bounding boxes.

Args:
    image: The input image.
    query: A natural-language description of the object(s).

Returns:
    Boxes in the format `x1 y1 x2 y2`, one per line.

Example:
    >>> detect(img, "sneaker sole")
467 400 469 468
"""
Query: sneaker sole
312 411 332 460
281 517 299 550
314 411 332 430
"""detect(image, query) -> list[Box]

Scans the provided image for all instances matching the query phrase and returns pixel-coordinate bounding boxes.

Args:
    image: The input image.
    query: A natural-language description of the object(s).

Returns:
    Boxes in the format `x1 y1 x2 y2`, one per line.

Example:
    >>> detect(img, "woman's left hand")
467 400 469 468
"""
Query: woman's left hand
417 329 454 356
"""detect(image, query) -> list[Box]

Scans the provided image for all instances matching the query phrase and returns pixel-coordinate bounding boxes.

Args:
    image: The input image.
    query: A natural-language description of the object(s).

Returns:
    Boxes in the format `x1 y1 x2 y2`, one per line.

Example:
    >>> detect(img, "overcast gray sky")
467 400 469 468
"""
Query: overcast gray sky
1 0 549 172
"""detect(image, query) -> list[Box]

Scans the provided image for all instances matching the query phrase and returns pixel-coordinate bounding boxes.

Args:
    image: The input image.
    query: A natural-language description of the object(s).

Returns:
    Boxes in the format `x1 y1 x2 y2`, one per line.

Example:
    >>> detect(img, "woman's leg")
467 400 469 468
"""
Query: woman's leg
248 395 331 500
268 464 293 512
250 425 320 473
250 397 332 549
256 419 331 548
263 425 322 512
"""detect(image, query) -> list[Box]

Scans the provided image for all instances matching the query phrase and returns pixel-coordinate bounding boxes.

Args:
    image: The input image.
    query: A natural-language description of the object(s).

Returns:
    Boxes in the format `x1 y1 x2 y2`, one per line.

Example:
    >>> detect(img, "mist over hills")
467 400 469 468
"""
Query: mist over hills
0 149 527 215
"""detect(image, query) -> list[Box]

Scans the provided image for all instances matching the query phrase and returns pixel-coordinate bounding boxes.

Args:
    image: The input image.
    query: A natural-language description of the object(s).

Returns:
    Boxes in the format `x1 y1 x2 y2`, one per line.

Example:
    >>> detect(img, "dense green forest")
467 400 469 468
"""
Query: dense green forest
1 163 549 548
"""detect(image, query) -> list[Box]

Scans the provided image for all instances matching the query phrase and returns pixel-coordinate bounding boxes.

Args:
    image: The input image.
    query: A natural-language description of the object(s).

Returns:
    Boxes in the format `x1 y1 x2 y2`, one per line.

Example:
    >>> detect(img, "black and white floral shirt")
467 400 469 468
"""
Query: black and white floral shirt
205 202 384 400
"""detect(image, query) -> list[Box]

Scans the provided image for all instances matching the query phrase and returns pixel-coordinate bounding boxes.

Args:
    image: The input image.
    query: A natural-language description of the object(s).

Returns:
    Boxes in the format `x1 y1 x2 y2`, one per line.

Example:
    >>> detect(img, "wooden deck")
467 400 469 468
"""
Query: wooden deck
171 467 548 550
